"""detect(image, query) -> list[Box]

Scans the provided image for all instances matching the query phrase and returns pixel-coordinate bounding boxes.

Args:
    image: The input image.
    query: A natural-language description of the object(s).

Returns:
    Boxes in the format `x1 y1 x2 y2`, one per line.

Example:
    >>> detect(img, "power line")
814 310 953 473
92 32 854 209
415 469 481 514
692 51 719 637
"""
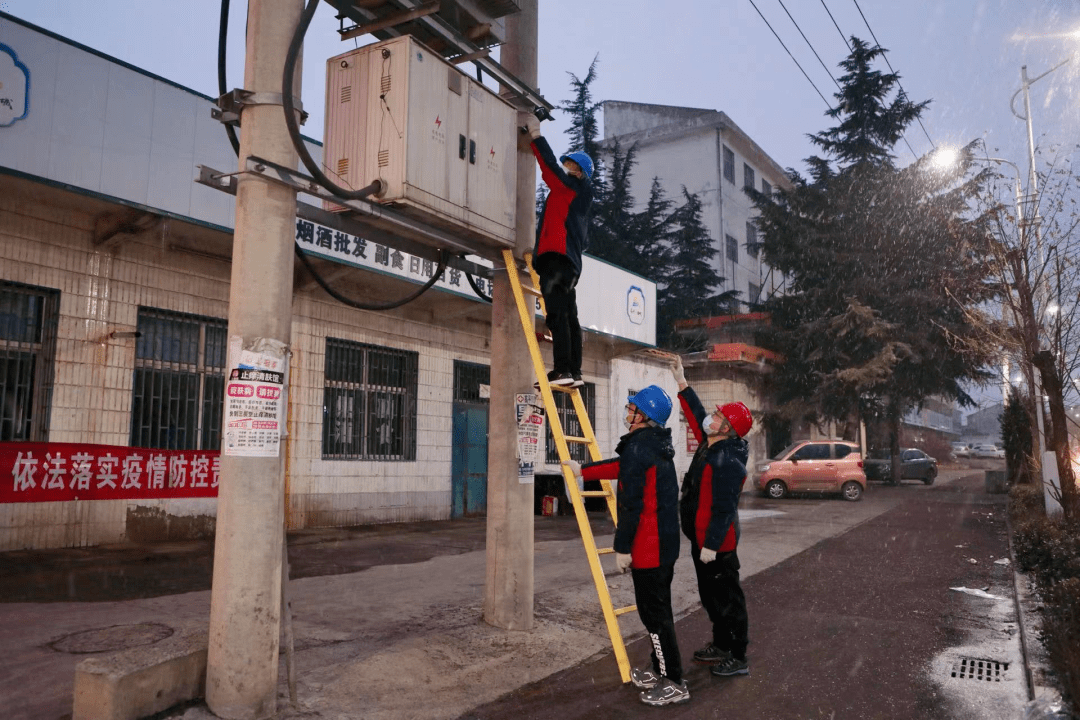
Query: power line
746 0 834 110
851 0 936 152
819 0 852 51
776 0 842 90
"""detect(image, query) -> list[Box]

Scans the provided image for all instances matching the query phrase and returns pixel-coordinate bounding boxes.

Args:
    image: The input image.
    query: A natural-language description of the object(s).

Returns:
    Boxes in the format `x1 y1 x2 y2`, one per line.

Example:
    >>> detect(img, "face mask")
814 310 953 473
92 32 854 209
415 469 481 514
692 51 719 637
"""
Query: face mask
623 408 637 431
701 415 717 435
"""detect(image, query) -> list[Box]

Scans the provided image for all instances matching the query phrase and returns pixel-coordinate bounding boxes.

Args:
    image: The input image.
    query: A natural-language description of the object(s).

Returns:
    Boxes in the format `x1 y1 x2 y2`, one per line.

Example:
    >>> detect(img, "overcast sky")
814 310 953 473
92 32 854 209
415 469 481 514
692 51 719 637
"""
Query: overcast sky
4 0 1080 413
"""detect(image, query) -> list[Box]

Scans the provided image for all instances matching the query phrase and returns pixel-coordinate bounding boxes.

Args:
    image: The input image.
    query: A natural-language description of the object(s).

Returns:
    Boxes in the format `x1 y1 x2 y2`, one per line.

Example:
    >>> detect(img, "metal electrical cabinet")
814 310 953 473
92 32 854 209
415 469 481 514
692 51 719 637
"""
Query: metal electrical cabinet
324 36 517 249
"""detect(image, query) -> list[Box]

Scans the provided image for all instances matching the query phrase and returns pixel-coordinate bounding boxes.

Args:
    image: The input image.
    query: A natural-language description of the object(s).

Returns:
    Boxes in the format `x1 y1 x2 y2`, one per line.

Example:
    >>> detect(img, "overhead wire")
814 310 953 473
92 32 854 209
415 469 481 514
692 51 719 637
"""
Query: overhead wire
775 0 842 90
850 0 936 153
819 0 852 51
746 0 834 110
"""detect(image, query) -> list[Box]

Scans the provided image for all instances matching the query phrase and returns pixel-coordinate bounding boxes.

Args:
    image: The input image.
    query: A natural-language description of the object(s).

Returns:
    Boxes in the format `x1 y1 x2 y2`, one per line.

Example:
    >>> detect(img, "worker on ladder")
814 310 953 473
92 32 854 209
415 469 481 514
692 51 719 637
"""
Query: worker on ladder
523 113 593 389
564 386 689 706
670 356 754 679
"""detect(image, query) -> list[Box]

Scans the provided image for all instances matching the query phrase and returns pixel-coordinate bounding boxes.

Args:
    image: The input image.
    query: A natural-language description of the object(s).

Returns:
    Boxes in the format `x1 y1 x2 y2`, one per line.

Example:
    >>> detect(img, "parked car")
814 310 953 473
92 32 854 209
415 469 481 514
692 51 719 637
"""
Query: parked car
972 444 1005 459
754 440 866 501
951 442 972 459
863 448 938 485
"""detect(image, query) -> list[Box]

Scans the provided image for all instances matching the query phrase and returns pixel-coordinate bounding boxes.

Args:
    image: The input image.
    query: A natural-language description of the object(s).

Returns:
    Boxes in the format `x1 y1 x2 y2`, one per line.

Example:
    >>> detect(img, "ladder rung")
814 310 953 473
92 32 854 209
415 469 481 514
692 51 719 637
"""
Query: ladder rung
597 547 615 555
580 490 611 498
614 605 637 617
565 435 591 444
521 284 542 298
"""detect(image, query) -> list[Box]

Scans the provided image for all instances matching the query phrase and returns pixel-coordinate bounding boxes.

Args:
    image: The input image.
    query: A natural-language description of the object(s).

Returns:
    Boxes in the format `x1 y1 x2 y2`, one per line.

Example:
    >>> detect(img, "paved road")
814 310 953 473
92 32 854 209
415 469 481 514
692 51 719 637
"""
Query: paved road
0 466 1024 720
460 472 1023 720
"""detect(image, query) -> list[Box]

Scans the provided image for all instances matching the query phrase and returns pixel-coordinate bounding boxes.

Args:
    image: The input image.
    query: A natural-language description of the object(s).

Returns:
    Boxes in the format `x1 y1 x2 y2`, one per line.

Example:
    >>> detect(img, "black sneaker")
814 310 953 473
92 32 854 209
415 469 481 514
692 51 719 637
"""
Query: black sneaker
709 655 749 676
570 373 585 388
692 642 730 664
630 666 659 689
535 371 574 389
639 677 690 706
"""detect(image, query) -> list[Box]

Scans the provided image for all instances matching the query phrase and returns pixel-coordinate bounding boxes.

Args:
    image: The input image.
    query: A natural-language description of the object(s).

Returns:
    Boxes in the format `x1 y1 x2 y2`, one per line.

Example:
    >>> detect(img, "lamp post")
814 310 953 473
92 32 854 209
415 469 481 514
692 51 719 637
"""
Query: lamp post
1009 58 1073 516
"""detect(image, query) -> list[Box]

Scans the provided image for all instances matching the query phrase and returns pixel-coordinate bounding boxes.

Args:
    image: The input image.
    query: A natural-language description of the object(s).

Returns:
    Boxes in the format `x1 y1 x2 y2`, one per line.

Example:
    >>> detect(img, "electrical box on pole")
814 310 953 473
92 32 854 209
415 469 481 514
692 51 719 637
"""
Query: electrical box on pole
324 36 517 251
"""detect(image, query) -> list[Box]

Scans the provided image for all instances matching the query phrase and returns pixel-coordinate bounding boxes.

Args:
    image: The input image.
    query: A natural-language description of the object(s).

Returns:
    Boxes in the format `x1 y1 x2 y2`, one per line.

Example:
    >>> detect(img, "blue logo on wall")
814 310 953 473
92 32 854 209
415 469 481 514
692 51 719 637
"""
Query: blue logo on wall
626 286 645 325
0 43 29 127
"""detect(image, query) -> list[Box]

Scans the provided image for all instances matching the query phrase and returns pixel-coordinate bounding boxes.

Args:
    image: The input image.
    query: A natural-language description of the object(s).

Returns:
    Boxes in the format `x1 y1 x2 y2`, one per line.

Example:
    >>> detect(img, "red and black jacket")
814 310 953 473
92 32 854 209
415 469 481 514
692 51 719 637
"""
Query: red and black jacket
678 387 749 553
531 136 592 276
581 426 680 569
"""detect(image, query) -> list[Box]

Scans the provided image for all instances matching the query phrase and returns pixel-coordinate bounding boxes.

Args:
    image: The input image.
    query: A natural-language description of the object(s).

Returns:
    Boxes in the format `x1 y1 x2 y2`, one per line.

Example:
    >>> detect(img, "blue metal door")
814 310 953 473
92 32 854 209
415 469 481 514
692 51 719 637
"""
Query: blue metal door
451 403 488 517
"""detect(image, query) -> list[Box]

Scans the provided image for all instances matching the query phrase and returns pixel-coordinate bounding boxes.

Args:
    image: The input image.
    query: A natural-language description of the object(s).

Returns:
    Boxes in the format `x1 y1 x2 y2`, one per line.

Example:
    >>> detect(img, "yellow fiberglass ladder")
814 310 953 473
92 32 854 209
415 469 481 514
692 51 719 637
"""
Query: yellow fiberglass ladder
502 248 636 684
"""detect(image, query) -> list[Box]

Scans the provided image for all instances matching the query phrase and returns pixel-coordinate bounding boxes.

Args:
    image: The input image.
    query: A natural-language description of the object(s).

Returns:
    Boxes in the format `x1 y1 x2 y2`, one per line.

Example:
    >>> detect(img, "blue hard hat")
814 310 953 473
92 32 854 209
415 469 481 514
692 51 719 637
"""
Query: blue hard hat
559 151 594 180
628 385 672 426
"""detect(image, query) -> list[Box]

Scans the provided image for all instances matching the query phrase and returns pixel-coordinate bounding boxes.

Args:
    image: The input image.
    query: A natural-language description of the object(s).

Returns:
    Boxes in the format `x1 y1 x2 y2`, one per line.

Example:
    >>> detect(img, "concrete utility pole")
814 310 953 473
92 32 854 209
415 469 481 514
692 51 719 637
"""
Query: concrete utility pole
484 0 538 630
206 1 302 717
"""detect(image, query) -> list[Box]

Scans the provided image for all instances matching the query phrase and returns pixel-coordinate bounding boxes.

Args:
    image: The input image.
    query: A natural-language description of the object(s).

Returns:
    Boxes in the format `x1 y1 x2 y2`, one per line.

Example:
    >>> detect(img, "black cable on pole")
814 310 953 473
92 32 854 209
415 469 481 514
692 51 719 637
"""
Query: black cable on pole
296 243 450 311
746 0 834 110
284 0 385 202
776 0 842 90
850 0 936 152
218 0 241 156
819 0 852 51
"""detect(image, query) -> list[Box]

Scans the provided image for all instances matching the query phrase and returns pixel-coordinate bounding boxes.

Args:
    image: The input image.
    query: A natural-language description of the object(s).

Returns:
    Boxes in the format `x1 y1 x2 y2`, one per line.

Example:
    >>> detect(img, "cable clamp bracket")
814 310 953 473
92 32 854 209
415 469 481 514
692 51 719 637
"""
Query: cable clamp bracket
212 88 308 127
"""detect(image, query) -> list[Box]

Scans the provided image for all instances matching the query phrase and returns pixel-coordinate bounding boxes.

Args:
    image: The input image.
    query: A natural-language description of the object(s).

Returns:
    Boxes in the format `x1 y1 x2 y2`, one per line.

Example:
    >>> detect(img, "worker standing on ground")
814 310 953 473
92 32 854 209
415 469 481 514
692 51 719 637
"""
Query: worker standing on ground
670 356 753 678
564 386 688 706
524 113 593 389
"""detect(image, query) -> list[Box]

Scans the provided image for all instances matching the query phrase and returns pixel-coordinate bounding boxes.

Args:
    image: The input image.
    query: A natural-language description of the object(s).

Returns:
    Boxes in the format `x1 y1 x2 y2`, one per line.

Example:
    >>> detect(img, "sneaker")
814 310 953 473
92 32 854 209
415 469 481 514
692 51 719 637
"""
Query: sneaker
692 642 730 664
570 373 585 388
630 666 659 689
709 655 749 677
535 371 575 389
639 677 690 706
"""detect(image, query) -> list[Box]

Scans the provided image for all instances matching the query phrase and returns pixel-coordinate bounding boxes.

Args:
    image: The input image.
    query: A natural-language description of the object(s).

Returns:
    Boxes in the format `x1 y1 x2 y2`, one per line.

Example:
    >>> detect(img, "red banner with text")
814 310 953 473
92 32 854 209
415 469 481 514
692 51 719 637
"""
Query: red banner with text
0 443 220 503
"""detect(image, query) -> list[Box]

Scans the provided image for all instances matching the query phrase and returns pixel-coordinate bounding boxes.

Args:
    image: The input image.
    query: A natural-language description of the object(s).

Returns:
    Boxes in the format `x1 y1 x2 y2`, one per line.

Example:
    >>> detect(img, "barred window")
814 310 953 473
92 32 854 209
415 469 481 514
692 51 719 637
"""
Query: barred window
453 360 489 403
722 146 735 184
130 308 227 450
323 338 418 460
761 179 772 198
746 221 760 258
743 163 755 191
726 234 739 263
545 383 596 464
0 281 59 442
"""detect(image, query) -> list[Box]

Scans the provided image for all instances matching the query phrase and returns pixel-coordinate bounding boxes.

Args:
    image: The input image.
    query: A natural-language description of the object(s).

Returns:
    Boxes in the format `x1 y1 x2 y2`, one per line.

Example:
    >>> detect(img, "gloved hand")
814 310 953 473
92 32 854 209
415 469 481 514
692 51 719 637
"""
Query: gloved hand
670 356 686 387
699 547 717 564
524 113 541 139
562 460 584 497
615 553 633 573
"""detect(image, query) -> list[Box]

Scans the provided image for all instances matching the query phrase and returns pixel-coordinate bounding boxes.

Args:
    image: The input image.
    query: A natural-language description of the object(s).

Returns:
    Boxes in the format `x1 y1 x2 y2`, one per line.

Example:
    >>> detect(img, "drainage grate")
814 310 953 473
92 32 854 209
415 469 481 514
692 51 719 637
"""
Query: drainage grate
951 657 1009 681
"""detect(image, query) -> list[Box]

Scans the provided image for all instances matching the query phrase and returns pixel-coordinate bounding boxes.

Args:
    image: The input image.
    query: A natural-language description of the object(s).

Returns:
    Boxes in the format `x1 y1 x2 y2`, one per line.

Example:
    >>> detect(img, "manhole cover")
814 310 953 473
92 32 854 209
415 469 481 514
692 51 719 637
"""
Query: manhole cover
48 623 174 654
951 657 1009 681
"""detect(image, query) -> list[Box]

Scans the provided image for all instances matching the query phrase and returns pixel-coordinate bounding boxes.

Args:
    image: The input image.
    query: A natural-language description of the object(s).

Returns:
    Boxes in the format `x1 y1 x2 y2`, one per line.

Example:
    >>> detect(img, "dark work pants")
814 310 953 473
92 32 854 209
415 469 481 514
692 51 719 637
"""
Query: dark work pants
692 547 749 660
534 253 581 376
631 564 683 683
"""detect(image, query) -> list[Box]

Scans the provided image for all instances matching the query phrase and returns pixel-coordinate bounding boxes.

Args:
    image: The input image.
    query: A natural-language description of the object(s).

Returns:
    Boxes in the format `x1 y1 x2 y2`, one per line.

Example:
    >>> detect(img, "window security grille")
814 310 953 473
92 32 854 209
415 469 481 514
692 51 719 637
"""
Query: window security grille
746 221 760 258
323 338 418 460
545 382 595 464
0 281 59 442
726 234 739 263
743 163 755 191
748 282 761 306
453 360 490 403
130 308 227 450
723 146 735 184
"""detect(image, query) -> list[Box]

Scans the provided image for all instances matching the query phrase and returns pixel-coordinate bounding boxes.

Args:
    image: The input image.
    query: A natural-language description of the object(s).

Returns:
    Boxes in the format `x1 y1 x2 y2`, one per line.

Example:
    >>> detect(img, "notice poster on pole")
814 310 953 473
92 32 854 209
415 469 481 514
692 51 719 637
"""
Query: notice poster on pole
223 337 288 458
516 393 545 484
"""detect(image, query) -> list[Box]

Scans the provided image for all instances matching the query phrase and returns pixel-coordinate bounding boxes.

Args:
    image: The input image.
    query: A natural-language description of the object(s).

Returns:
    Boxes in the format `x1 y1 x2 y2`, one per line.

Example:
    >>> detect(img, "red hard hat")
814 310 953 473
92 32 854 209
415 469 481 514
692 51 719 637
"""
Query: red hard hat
717 402 753 438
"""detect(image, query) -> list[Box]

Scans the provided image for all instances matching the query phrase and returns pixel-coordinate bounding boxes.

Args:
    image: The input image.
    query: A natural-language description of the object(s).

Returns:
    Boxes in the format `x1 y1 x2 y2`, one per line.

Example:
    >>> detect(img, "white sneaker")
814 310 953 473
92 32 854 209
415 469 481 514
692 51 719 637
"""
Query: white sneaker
639 677 690 706
630 666 659 689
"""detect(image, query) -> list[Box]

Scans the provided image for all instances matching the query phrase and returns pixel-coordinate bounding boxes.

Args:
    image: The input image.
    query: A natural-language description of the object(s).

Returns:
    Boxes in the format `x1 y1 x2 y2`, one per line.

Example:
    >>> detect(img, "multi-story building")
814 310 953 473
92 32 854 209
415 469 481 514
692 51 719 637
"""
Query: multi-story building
601 101 789 310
